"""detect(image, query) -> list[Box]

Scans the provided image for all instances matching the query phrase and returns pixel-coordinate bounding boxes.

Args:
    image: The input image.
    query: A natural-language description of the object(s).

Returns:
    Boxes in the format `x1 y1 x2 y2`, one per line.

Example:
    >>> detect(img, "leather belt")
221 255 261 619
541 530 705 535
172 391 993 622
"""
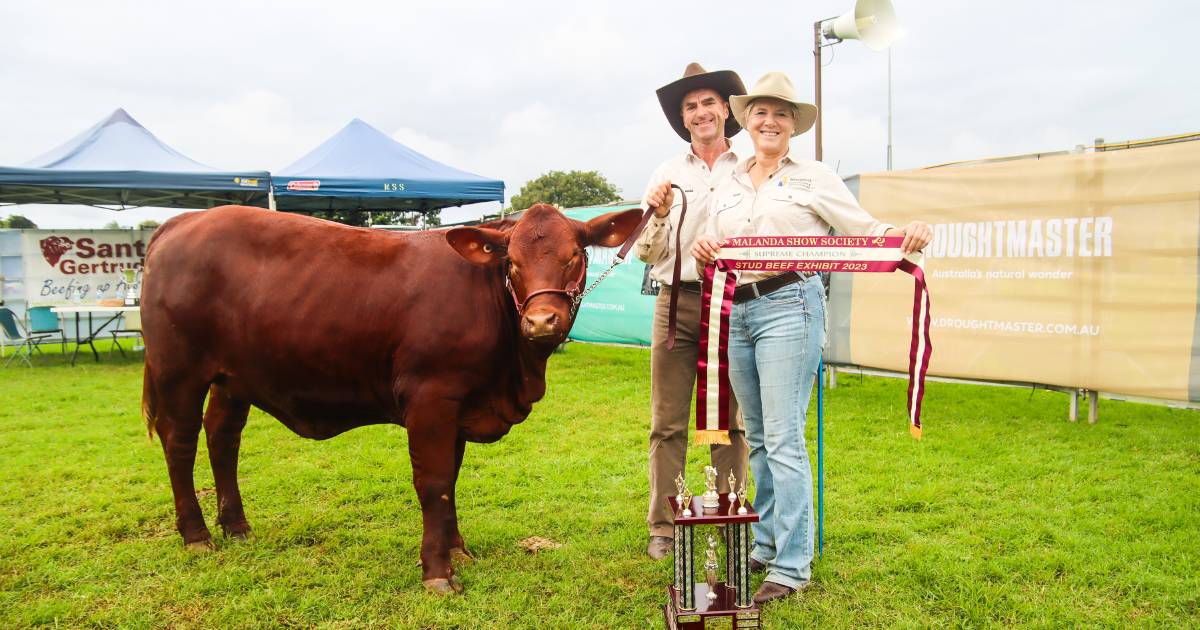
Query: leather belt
732 271 814 304
663 281 703 293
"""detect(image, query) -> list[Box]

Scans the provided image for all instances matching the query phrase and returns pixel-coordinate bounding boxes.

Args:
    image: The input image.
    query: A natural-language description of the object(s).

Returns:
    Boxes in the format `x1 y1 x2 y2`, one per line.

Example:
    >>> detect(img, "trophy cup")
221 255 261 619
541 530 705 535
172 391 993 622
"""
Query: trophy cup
121 268 141 306
702 465 720 511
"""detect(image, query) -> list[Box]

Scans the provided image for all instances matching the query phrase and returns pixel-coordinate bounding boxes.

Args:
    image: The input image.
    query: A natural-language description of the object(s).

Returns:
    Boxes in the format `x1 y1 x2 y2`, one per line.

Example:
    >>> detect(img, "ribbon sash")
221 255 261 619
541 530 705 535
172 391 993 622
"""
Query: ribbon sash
696 235 932 441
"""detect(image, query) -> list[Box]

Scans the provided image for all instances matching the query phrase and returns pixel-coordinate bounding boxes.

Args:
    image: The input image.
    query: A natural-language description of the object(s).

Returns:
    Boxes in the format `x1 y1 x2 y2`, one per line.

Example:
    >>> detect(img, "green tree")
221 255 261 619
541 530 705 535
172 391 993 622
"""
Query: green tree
1 215 37 229
137 219 161 230
509 170 620 212
103 220 123 229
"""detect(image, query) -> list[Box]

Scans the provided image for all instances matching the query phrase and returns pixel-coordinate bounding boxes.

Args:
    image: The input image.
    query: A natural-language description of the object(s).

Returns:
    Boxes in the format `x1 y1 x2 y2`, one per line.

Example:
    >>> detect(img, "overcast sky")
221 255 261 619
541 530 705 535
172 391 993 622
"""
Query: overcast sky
2 1 1196 227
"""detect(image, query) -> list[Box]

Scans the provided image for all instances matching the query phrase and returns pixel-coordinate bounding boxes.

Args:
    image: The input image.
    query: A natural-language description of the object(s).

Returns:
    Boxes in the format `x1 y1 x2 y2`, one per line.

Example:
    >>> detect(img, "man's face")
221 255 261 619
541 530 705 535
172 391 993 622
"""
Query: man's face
680 88 729 144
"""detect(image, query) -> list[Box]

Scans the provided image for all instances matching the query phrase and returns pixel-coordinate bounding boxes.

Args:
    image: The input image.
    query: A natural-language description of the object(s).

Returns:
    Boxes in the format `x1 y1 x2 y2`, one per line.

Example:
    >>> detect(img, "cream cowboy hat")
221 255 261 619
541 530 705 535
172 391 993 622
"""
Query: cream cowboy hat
656 62 747 142
729 72 818 137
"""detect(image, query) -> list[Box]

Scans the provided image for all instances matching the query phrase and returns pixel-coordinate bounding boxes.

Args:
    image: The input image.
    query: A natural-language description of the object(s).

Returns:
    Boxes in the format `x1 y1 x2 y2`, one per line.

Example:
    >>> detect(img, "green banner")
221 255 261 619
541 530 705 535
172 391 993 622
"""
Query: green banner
566 204 654 346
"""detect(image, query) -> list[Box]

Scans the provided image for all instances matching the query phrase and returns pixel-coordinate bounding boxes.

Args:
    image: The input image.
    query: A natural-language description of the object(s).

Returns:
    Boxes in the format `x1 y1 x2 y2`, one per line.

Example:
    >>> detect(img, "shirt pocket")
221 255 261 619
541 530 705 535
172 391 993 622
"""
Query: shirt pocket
713 191 745 215
767 184 815 207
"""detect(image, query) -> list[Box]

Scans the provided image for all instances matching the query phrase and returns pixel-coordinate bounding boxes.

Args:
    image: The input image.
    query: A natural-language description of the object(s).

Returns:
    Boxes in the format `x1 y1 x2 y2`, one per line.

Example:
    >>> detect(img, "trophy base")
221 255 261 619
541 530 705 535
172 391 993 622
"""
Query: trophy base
664 583 760 629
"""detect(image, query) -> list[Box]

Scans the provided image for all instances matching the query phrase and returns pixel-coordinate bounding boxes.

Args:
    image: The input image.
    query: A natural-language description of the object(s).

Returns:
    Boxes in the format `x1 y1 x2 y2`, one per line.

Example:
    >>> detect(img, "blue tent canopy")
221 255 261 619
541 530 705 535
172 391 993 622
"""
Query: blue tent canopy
272 118 504 212
0 108 270 210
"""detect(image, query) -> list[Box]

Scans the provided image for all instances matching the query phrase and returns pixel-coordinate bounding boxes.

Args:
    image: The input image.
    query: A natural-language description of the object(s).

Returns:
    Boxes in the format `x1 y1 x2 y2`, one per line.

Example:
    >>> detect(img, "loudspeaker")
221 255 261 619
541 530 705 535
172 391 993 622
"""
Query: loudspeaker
822 0 899 51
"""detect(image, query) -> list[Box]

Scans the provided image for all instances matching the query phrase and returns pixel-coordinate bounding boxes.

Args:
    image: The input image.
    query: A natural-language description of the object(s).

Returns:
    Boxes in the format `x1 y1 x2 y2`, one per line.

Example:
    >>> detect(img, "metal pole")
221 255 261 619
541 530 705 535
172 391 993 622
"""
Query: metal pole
814 20 824 162
817 359 824 556
887 48 893 170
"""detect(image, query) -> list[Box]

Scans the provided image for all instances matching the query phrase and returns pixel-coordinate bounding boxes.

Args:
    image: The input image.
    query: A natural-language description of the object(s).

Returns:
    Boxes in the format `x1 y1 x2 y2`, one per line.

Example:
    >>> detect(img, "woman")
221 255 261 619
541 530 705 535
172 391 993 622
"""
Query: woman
659 72 931 603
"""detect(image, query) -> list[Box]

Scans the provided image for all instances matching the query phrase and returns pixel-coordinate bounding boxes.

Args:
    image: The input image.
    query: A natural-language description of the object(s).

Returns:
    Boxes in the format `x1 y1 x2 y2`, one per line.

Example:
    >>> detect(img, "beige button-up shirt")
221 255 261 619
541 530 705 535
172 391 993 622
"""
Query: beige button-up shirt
702 154 894 285
634 145 740 284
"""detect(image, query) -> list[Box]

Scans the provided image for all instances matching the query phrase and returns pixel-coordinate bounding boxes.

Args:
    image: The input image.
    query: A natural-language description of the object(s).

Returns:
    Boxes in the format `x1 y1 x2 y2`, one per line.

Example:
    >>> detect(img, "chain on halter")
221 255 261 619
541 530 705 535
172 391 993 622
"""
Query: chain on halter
574 184 688 346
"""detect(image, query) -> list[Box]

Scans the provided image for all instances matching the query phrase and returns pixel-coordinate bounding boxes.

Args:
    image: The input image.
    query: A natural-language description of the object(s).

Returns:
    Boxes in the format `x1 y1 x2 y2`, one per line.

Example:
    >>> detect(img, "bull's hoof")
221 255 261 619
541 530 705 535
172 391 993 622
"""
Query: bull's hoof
450 546 474 564
423 577 465 595
225 530 255 543
185 539 216 553
449 575 464 593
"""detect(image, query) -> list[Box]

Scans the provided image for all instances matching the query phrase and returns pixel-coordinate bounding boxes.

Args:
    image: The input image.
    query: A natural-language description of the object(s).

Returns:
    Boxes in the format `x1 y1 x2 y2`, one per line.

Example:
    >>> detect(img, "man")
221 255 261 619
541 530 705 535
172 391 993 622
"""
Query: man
637 63 750 560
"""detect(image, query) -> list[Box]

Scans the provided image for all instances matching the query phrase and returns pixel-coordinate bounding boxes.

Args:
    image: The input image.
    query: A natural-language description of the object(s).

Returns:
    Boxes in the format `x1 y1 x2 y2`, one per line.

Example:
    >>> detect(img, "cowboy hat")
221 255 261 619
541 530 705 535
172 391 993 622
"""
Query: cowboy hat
730 72 818 137
656 62 747 142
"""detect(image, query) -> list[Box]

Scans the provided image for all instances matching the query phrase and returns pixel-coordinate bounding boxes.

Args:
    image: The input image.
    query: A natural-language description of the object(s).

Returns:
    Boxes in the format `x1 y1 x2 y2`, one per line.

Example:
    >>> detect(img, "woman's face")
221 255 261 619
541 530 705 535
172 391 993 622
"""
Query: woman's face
746 98 795 154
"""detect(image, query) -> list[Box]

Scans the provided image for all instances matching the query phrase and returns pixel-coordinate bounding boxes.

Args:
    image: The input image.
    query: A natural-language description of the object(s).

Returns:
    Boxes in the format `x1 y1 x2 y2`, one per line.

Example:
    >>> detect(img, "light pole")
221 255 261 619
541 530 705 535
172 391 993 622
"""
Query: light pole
812 0 900 163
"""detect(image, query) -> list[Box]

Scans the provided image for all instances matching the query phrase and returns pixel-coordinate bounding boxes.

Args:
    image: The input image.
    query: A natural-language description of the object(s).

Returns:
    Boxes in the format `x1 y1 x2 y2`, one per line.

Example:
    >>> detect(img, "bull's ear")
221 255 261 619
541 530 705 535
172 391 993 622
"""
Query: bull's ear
583 208 644 248
447 227 509 265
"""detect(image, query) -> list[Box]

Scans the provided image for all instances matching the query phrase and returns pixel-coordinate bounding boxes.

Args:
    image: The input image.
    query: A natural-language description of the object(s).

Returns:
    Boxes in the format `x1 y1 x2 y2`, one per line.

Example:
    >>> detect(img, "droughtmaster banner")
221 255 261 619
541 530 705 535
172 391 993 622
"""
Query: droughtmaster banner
835 140 1200 401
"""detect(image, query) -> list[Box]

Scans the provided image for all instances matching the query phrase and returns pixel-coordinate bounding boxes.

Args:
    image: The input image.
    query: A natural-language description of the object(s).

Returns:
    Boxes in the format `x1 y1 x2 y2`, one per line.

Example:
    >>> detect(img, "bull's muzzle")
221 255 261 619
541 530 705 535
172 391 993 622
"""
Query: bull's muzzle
521 310 562 342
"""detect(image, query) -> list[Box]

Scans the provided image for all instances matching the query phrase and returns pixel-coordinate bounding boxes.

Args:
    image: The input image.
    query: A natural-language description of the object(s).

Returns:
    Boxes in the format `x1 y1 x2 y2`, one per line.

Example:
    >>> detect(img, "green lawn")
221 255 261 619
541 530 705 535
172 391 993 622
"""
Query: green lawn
1 342 1197 628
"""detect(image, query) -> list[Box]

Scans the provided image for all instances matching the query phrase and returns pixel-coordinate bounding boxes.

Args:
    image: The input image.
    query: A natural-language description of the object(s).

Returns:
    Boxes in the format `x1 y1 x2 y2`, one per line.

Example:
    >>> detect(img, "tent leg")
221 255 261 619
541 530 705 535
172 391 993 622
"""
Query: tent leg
817 359 824 557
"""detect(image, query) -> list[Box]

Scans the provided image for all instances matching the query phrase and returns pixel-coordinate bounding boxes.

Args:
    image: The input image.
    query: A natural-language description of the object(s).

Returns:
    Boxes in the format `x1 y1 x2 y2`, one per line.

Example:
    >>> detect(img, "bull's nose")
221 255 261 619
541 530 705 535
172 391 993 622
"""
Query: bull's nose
522 311 559 338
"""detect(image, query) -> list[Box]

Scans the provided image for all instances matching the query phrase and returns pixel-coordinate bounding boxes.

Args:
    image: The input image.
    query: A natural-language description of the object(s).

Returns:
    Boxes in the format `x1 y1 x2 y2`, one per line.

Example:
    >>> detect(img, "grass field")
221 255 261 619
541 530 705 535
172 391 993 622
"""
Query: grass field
1 342 1198 628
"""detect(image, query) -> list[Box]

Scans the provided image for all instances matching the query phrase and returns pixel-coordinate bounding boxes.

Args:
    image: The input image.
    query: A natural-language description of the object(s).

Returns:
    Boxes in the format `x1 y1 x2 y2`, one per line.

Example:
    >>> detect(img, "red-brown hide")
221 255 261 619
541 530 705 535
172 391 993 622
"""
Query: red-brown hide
139 204 641 592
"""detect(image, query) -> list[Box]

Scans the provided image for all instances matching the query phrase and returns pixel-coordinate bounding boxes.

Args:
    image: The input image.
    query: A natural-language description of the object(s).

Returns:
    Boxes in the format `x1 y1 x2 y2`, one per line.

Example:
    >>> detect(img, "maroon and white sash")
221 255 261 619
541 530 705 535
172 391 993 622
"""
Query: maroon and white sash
696 235 932 443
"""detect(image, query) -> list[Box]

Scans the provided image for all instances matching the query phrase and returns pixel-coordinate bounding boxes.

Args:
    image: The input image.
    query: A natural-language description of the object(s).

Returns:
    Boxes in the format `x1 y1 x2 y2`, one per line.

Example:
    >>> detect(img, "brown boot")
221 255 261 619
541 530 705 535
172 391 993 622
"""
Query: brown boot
647 536 673 560
752 580 807 604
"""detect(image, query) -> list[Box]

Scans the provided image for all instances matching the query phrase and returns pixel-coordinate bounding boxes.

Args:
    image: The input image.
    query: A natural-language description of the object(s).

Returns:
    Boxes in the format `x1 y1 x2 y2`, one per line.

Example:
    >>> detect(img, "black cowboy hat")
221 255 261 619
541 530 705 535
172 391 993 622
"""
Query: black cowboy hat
656 62 747 142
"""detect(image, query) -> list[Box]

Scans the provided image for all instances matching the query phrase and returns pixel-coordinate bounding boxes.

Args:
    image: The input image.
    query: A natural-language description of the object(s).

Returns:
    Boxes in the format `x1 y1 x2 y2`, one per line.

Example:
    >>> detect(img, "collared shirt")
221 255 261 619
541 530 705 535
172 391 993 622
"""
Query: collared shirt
634 144 740 284
702 154 894 285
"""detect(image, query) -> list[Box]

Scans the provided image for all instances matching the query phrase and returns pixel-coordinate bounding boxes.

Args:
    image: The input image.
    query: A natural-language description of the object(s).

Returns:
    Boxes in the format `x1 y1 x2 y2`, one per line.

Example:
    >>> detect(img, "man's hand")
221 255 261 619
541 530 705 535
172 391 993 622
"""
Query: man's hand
691 236 724 264
888 221 933 254
647 182 675 218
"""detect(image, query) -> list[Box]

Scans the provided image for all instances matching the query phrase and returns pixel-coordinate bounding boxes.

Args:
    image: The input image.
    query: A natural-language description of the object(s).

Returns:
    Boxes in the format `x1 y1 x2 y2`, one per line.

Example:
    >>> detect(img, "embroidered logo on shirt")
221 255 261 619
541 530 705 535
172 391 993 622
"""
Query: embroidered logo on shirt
779 176 813 191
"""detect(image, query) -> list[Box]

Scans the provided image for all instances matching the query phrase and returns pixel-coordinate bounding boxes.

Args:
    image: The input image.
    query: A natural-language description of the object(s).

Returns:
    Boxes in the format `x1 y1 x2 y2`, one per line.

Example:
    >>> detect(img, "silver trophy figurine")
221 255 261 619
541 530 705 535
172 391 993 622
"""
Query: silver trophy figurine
704 534 719 602
702 465 720 510
737 483 748 515
674 472 686 512
727 470 738 503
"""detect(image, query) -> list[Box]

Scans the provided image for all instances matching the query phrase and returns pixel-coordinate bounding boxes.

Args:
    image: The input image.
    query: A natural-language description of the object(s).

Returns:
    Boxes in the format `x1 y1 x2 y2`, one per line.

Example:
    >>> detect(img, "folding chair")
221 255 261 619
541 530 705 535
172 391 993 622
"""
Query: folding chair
25 305 67 355
110 309 143 358
0 307 56 367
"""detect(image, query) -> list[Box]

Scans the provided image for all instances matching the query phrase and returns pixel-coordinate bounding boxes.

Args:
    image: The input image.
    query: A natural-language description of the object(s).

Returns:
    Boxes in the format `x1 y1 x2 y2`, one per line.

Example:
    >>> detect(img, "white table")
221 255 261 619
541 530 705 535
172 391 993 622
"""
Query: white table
51 305 139 365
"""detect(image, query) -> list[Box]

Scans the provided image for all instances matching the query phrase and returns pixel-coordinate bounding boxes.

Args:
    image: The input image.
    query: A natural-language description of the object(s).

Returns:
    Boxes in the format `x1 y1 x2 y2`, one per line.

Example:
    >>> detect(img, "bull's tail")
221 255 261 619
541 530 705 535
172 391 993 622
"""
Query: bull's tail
142 360 158 441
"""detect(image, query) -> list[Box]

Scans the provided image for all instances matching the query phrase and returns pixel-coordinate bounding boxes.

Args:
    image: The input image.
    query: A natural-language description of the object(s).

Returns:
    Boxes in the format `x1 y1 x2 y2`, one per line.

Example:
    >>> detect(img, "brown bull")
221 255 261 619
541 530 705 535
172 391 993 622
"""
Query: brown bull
140 204 641 594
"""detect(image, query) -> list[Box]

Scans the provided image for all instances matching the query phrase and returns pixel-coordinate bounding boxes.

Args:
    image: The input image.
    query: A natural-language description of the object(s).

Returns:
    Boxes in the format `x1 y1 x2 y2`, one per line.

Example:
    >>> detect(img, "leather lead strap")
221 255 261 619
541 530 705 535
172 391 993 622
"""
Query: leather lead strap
608 184 688 349
665 184 686 350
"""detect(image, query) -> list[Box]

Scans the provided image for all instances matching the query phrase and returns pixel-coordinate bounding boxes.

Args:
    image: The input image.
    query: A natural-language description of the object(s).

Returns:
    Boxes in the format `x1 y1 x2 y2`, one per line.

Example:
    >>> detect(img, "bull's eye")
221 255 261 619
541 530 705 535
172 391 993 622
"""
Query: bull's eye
482 244 493 253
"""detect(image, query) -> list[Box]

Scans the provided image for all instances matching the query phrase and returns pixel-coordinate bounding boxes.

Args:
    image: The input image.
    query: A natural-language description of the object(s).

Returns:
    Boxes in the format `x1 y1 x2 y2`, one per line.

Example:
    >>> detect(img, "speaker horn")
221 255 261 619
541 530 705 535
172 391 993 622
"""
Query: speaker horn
822 0 899 51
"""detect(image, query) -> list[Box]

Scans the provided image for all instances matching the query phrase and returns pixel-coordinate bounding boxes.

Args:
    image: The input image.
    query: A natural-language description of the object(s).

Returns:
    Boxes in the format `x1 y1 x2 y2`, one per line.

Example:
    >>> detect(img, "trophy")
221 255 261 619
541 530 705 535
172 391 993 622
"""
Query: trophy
704 534 719 602
121 268 141 306
727 471 738 503
702 465 720 511
663 465 761 627
674 472 686 511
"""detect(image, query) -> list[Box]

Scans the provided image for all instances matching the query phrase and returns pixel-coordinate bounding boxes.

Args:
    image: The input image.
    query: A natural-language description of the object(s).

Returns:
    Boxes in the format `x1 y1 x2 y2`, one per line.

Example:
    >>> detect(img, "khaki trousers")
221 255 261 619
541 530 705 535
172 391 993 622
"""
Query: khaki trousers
647 287 748 538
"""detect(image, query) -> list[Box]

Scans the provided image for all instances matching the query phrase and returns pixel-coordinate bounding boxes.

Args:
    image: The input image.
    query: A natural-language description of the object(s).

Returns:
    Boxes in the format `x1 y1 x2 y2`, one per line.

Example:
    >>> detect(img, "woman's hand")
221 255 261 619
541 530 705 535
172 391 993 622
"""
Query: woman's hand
892 221 933 254
647 182 675 218
691 235 724 264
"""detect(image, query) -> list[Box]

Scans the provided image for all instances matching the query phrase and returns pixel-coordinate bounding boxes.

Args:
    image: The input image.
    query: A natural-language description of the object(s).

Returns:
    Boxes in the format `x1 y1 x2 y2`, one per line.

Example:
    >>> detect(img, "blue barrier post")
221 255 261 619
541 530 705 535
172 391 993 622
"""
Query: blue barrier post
817 359 824 556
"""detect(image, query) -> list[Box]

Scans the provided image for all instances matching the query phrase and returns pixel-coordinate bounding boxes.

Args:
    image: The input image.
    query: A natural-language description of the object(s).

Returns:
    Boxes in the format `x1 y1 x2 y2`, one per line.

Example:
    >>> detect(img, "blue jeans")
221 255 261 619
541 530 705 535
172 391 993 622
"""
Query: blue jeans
727 276 824 589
